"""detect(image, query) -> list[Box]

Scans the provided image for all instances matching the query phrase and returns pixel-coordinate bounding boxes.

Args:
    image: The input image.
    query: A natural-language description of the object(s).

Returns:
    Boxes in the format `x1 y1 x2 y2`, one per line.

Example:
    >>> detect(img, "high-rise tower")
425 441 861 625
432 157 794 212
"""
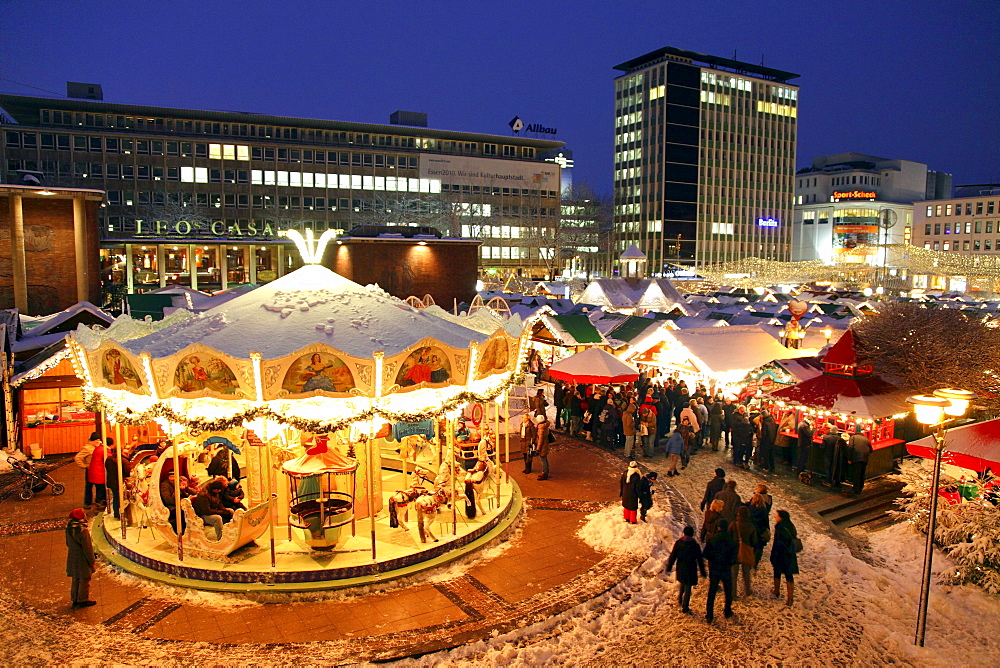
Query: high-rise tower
612 46 799 273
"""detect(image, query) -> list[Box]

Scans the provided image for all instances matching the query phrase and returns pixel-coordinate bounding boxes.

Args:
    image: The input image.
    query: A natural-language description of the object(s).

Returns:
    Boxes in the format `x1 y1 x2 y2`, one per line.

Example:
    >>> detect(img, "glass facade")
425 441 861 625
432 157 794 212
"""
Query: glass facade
612 51 798 272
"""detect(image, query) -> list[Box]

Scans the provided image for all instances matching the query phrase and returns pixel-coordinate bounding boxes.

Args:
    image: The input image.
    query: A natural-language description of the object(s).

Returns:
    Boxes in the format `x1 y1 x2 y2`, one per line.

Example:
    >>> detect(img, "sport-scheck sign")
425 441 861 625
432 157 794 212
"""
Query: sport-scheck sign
832 190 877 200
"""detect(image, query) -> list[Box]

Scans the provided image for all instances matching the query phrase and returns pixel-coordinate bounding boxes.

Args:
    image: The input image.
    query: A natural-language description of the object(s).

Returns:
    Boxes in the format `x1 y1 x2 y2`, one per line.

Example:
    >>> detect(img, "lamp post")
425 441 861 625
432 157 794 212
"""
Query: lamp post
822 326 832 346
906 387 975 647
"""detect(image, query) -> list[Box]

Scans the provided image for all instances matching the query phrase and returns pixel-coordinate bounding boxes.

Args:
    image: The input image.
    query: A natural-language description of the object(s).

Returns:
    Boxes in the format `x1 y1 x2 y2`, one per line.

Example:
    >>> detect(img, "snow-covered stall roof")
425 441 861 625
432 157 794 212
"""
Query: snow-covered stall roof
667 325 817 378
577 278 647 311
907 418 1000 473
84 265 489 360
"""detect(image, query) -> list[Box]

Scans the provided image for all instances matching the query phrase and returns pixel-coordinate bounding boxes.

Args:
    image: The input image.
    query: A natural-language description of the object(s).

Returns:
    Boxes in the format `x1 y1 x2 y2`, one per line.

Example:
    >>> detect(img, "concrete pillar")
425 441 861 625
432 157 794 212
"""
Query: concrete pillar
8 194 28 312
73 196 89 303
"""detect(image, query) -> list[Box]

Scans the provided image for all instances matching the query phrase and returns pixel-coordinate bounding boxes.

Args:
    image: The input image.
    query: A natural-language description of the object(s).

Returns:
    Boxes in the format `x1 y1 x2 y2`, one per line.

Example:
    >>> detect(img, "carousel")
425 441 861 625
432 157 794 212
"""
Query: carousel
67 230 525 591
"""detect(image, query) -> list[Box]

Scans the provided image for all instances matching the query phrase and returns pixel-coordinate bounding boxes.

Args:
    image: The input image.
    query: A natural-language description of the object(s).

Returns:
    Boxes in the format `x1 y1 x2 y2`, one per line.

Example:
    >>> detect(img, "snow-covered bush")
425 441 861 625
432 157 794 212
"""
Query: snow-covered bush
893 462 1000 594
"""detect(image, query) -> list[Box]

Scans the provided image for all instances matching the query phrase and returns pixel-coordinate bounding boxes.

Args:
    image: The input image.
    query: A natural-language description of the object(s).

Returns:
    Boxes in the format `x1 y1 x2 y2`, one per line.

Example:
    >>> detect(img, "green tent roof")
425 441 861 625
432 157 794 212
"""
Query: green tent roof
549 315 605 344
607 316 659 343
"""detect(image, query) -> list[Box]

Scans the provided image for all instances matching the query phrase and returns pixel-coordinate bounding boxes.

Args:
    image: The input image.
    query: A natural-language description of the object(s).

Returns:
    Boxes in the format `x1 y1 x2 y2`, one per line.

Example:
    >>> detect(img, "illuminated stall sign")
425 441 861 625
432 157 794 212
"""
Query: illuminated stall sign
832 190 877 201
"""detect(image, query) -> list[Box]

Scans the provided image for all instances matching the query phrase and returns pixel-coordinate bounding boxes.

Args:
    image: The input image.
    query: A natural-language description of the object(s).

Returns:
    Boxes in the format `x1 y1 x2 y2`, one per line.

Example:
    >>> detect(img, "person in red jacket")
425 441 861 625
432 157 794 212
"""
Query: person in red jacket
74 432 107 510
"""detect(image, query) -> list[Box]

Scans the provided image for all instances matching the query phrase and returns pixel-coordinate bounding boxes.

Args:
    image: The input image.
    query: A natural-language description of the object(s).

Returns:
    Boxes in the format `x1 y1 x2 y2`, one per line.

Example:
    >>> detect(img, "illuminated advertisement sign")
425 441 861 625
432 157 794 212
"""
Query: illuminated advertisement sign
420 154 559 189
833 224 879 261
757 217 779 228
832 190 877 201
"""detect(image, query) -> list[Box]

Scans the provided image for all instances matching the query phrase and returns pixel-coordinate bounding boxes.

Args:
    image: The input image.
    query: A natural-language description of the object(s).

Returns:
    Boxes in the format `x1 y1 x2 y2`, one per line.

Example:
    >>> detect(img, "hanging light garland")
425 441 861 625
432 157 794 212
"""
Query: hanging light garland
10 348 71 387
83 368 527 434
697 244 1000 289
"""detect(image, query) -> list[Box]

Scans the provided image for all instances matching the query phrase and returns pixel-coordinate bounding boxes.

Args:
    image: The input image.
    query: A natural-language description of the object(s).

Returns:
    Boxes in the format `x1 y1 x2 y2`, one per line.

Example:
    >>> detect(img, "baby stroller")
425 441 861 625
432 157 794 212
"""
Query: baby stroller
5 456 66 500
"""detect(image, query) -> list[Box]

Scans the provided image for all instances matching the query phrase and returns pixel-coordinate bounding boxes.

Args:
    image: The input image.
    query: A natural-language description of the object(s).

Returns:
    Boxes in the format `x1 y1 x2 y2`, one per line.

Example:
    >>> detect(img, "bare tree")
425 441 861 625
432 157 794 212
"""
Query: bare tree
853 302 1000 411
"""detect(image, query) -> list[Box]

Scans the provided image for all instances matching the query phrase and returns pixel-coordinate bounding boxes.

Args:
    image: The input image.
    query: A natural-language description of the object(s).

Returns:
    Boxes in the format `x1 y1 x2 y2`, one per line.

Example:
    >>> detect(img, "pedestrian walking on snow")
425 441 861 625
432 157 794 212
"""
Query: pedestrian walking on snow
620 461 642 524
700 468 726 511
703 520 736 622
714 479 742 523
667 525 706 614
662 427 684 476
638 471 657 522
65 508 97 608
770 509 800 606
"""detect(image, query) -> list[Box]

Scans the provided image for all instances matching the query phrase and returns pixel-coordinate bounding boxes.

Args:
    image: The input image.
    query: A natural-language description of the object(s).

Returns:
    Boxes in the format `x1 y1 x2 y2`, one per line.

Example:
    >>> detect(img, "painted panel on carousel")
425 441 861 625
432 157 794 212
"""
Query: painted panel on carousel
152 347 254 400
262 345 373 399
386 342 466 394
91 345 147 393
474 333 513 380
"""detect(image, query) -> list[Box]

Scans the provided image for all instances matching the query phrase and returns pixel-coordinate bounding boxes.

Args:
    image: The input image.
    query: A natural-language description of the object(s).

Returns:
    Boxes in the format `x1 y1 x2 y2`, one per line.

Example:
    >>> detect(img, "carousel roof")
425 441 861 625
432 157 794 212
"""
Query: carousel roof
109 264 489 360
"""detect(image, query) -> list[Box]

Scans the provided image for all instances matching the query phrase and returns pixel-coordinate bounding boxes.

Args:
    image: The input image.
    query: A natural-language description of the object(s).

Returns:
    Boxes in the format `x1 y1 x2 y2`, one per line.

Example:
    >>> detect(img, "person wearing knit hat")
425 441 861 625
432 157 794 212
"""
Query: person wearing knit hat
65 509 97 608
620 461 642 524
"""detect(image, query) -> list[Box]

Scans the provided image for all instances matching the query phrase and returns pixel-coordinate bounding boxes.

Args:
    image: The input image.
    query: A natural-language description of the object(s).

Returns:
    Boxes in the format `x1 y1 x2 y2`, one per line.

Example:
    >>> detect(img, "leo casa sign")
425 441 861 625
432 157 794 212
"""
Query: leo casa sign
130 219 325 240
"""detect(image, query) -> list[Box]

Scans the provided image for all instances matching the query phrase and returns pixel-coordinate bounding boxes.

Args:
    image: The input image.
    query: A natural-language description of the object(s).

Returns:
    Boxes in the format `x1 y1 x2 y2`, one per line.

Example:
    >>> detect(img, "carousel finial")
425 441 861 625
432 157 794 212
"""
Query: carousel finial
279 228 342 264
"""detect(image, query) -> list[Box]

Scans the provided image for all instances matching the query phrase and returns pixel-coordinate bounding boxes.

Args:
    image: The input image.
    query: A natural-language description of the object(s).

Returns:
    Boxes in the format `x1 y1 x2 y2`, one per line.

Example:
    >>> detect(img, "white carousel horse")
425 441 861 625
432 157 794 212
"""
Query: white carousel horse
413 484 452 543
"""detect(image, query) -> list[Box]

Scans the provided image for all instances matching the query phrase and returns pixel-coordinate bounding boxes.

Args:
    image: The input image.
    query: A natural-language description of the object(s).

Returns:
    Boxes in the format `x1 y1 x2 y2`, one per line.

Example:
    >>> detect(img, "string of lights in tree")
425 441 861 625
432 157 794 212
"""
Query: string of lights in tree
83 371 526 435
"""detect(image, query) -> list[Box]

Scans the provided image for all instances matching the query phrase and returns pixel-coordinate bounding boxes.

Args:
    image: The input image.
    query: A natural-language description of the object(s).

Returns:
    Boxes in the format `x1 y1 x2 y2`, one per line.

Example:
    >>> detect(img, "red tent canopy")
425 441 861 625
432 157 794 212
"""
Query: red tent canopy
768 372 911 419
907 418 1000 473
547 347 640 385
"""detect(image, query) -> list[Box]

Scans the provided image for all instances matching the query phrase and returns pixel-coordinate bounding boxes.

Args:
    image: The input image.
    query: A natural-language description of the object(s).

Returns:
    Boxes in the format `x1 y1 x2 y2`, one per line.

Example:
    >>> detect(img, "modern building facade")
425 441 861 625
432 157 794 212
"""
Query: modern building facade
612 46 799 273
909 187 1000 293
791 153 952 265
0 91 565 306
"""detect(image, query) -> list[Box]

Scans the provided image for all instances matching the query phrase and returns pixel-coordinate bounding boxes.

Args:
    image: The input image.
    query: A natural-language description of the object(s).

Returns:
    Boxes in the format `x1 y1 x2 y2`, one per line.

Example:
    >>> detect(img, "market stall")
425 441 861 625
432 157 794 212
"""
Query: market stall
766 330 912 481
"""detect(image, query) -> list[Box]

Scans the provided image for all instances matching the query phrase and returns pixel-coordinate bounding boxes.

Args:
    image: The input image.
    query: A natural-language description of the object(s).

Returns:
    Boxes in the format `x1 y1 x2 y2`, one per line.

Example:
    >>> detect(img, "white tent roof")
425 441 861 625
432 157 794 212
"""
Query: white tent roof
111 264 487 360
668 325 816 377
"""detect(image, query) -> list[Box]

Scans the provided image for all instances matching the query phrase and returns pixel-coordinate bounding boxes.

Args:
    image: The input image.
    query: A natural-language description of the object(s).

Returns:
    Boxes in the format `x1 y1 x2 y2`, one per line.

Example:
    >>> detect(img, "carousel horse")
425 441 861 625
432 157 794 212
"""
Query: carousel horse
464 457 495 519
388 485 428 530
413 484 451 543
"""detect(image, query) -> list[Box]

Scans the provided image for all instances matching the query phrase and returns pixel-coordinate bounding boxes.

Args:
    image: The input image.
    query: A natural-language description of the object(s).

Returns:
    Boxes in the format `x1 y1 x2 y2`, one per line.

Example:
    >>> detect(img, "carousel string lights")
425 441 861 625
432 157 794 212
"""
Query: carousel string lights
83 370 527 434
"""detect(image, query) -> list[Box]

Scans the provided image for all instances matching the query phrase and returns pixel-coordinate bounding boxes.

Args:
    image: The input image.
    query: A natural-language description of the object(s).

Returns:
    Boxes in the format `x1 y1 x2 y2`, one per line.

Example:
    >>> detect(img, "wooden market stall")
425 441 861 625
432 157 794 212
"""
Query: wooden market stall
766 330 912 480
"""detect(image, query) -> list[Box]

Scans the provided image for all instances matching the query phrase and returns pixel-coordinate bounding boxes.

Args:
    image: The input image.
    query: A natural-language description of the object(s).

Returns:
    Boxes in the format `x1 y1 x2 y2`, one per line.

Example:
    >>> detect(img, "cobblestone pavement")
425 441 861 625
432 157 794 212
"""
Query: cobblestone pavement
0 435 645 665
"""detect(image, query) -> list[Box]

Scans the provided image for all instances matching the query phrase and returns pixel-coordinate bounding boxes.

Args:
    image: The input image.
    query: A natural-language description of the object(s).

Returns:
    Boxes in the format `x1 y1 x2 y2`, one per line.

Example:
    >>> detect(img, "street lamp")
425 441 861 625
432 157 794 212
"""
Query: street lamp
906 387 975 647
822 326 833 345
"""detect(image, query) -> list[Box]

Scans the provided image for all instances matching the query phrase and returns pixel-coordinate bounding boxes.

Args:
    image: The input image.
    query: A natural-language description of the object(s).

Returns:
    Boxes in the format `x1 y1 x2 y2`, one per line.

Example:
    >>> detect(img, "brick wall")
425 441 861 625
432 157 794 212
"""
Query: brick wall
0 196 101 315
328 239 480 308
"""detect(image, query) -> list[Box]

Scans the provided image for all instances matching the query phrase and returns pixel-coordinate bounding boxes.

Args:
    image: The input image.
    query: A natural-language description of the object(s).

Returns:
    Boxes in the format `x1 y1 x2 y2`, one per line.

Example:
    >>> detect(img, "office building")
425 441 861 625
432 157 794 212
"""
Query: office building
909 187 1000 293
612 46 799 273
792 153 952 264
0 90 564 305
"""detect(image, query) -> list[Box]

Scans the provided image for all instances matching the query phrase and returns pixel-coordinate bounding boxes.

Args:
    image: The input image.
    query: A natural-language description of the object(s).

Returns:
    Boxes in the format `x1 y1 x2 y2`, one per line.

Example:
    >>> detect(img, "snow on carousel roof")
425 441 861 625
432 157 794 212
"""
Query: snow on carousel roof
107 264 488 360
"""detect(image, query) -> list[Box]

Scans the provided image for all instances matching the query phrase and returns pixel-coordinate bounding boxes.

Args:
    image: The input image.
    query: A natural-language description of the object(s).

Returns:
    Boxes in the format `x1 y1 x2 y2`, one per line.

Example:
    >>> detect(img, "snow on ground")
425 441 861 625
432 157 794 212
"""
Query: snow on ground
395 446 1000 667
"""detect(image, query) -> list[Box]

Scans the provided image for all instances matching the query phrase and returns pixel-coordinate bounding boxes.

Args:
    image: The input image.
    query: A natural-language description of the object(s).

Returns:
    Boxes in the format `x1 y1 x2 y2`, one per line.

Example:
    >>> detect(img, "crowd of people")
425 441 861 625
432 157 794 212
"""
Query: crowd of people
666 467 802 622
548 374 874 496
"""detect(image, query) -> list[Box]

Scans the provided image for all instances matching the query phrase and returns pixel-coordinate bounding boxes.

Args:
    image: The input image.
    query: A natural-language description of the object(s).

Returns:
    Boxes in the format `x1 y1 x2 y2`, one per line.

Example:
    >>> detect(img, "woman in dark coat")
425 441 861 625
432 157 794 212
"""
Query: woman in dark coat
699 498 724 543
756 411 778 472
666 525 706 614
708 400 725 450
619 461 642 524
65 508 97 608
770 509 800 606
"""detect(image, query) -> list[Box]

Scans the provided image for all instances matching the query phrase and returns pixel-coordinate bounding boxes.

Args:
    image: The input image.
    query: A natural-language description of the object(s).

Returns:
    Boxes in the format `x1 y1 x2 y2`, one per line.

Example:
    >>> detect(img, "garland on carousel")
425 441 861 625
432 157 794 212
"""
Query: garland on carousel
83 371 526 435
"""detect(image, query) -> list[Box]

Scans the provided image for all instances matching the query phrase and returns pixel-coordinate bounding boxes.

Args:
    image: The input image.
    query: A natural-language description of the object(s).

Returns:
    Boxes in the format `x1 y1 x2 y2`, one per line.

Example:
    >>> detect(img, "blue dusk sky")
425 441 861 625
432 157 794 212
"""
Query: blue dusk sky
1 0 997 195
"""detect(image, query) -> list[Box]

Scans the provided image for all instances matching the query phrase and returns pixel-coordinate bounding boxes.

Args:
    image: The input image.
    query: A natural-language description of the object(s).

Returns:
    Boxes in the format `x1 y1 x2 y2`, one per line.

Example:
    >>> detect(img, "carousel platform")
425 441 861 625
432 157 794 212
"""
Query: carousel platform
94 481 521 592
